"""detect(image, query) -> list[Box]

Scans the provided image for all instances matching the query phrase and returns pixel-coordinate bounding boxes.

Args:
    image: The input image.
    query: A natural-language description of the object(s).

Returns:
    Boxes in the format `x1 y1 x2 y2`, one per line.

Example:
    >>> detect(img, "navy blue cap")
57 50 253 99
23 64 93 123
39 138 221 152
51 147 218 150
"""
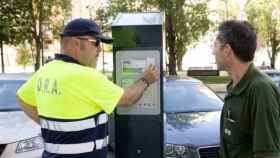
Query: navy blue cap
60 18 113 43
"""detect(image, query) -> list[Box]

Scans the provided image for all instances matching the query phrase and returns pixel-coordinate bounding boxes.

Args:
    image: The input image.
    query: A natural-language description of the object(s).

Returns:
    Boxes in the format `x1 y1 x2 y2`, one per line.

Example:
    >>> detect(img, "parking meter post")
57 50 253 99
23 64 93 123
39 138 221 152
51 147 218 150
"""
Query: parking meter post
1 40 4 73
112 12 165 158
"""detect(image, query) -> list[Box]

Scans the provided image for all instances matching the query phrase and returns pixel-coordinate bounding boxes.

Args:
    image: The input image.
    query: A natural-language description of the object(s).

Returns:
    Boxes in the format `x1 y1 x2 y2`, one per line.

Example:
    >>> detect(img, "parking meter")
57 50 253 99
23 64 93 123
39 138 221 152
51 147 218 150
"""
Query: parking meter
112 12 164 158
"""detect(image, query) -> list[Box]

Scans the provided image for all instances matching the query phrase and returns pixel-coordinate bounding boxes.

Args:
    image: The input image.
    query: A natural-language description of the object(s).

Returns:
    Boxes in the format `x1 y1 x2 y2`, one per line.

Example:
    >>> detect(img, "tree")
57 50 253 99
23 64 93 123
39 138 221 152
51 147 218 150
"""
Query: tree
218 0 240 21
0 0 71 71
0 0 31 73
0 22 9 73
29 0 71 70
16 44 32 70
97 0 210 75
246 0 280 69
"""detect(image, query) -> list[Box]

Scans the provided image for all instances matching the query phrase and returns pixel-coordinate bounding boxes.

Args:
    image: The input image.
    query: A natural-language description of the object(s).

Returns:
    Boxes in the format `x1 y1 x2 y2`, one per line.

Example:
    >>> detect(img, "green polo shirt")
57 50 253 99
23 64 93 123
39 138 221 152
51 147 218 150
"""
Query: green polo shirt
220 64 280 158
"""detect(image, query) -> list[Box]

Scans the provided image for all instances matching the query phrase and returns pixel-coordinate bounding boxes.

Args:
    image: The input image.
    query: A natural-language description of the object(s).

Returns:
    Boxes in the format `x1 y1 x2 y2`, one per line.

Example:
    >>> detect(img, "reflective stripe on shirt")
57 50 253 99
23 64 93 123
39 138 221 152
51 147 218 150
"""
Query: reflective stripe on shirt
45 136 109 154
40 113 108 132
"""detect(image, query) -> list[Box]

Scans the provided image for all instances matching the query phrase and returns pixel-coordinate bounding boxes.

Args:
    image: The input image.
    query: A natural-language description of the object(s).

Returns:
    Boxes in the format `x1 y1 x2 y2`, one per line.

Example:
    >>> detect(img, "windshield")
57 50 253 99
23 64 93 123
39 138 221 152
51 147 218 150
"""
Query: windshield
0 80 25 111
164 81 223 113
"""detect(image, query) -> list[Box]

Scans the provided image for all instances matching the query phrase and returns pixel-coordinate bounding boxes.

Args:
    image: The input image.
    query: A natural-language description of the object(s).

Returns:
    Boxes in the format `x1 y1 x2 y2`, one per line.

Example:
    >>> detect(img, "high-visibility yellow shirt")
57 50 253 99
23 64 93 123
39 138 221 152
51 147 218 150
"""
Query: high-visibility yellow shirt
17 60 124 119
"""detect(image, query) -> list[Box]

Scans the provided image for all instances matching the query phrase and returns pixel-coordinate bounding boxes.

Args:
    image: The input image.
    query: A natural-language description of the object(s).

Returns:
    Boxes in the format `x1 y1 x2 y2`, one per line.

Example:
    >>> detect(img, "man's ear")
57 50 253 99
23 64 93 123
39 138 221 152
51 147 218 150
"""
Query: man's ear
72 37 80 58
223 44 233 58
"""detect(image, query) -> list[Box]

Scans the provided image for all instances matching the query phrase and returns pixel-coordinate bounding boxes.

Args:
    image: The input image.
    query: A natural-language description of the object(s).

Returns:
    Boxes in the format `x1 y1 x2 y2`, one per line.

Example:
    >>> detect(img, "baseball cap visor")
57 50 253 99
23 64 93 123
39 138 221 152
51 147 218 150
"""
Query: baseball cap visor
94 34 113 44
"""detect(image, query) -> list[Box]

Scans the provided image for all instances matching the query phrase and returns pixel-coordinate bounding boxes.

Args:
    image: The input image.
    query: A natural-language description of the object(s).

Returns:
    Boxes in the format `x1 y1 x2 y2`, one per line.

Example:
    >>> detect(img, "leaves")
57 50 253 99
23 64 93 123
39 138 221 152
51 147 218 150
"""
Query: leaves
0 0 71 70
246 0 280 68
16 44 32 68
0 0 33 45
97 0 210 74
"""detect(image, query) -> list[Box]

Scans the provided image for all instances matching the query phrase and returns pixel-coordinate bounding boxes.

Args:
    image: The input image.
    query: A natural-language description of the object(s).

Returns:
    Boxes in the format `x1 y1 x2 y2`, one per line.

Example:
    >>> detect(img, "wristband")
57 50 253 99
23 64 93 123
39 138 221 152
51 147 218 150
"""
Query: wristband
140 77 150 88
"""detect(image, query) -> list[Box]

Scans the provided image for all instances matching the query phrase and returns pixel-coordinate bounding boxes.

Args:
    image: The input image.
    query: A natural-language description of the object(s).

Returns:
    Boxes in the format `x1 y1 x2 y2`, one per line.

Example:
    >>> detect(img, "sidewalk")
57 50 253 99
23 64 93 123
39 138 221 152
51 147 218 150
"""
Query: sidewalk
207 83 227 99
207 83 227 93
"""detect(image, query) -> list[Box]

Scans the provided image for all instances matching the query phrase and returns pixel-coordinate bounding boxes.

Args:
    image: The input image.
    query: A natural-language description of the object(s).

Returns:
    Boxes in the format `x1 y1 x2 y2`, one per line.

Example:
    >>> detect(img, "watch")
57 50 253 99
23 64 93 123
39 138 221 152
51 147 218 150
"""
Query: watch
140 77 149 88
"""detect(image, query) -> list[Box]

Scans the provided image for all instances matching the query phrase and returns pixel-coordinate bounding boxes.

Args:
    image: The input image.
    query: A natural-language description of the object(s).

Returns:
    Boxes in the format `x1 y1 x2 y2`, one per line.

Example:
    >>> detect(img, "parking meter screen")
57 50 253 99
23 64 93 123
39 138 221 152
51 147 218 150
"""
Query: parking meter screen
116 50 160 115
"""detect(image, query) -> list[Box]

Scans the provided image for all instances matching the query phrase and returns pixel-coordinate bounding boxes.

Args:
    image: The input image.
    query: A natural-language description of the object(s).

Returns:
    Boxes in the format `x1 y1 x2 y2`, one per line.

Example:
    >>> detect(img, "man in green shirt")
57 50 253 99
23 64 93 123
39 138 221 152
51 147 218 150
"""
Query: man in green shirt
213 20 280 158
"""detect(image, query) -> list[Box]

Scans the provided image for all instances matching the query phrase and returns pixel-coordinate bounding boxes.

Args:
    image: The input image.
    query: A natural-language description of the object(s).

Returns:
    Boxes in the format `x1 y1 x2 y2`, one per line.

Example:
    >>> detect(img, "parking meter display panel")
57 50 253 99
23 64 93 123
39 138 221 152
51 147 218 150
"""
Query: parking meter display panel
116 50 160 115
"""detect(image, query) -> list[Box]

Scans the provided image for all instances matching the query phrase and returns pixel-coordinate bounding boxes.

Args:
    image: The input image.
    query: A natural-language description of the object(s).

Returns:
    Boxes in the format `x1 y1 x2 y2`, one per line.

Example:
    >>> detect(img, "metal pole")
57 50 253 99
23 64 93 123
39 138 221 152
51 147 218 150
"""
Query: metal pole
0 40 4 73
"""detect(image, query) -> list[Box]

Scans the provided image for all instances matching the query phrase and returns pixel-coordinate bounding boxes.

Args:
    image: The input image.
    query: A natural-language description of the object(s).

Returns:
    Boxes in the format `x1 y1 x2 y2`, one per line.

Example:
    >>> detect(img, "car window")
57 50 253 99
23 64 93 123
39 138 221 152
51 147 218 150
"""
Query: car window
265 72 280 78
0 80 25 111
164 82 223 113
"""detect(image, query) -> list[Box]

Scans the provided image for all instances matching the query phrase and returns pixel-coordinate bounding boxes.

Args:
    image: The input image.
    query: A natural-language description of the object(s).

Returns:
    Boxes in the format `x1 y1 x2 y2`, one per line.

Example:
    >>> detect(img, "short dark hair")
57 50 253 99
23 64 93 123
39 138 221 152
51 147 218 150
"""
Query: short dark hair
217 20 257 62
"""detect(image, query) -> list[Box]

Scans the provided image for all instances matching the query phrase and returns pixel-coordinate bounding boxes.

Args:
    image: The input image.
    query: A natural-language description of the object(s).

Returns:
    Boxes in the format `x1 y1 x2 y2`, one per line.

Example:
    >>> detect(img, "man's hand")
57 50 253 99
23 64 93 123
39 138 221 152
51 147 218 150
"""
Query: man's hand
117 65 160 107
16 95 40 124
142 65 160 85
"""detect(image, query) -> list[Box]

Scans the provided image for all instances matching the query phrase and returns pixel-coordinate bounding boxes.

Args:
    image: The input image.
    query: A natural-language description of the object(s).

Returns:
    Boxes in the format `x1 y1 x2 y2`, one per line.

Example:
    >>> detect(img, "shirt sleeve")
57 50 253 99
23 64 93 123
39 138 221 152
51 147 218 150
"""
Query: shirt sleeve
17 73 38 107
78 71 124 114
252 82 280 157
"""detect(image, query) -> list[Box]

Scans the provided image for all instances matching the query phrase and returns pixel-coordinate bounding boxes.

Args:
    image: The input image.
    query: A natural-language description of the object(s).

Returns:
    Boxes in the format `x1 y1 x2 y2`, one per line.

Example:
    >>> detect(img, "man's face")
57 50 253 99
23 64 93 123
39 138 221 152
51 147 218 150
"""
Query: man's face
78 36 101 68
212 37 228 71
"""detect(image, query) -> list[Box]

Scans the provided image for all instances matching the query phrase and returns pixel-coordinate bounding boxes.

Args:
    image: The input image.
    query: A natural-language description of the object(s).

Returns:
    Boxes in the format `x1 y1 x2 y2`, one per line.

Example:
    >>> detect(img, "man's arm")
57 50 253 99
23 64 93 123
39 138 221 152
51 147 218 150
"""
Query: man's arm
16 95 40 124
117 65 160 107
252 82 280 158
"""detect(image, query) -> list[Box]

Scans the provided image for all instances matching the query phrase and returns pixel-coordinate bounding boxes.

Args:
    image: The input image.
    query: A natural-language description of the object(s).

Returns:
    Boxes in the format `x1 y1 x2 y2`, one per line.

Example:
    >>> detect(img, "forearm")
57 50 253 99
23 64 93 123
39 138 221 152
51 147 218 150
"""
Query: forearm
16 96 40 124
117 79 147 107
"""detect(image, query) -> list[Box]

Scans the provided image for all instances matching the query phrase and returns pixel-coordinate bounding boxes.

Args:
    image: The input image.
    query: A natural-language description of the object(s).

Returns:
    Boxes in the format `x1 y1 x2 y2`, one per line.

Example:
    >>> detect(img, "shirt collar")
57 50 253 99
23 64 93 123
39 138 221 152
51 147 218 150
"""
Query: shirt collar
54 54 80 65
227 63 257 96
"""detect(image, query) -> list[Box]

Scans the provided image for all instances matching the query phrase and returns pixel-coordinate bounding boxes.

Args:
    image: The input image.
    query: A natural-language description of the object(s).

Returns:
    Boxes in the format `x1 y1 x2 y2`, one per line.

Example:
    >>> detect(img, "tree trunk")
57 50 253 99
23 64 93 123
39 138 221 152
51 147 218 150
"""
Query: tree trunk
35 36 41 71
0 40 4 73
271 55 275 69
32 0 43 71
177 53 183 71
177 58 183 71
41 32 44 66
166 14 177 75
271 47 276 69
271 31 277 69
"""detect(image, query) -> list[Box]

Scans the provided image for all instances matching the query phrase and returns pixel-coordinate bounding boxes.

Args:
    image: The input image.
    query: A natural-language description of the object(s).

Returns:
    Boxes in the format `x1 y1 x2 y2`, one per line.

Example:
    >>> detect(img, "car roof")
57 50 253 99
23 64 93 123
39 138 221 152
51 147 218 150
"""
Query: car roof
165 75 202 84
263 69 280 74
0 73 31 80
0 74 202 83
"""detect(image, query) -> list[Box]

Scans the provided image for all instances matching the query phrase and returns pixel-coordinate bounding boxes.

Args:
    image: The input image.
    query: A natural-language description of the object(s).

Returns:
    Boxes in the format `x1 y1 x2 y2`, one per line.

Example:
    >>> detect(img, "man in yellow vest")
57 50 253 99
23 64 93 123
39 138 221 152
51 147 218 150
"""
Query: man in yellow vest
16 18 160 158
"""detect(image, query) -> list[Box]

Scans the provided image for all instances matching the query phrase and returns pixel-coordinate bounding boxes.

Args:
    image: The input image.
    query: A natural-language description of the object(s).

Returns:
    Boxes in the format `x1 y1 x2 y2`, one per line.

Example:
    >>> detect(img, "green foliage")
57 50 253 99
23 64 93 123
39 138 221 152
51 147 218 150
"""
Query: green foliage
169 1 211 71
218 0 241 21
0 22 9 41
97 0 210 75
0 0 33 45
246 0 280 68
16 44 32 68
49 0 72 39
0 0 72 70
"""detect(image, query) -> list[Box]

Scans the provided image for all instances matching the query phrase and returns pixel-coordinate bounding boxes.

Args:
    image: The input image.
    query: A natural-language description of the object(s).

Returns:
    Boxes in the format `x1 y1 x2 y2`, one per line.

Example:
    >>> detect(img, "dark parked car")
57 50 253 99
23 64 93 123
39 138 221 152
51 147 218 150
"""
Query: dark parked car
109 76 223 158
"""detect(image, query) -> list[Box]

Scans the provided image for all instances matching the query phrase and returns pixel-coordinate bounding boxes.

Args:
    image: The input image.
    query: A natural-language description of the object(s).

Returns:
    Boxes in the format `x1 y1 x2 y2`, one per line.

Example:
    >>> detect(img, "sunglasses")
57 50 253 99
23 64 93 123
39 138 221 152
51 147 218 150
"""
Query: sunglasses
77 37 100 47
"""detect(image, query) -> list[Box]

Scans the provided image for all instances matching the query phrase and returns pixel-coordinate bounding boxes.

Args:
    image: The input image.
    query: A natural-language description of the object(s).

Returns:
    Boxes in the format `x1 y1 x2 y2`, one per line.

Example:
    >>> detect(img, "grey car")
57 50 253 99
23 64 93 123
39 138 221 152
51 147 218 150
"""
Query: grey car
0 74 43 158
164 76 223 158
109 76 223 158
